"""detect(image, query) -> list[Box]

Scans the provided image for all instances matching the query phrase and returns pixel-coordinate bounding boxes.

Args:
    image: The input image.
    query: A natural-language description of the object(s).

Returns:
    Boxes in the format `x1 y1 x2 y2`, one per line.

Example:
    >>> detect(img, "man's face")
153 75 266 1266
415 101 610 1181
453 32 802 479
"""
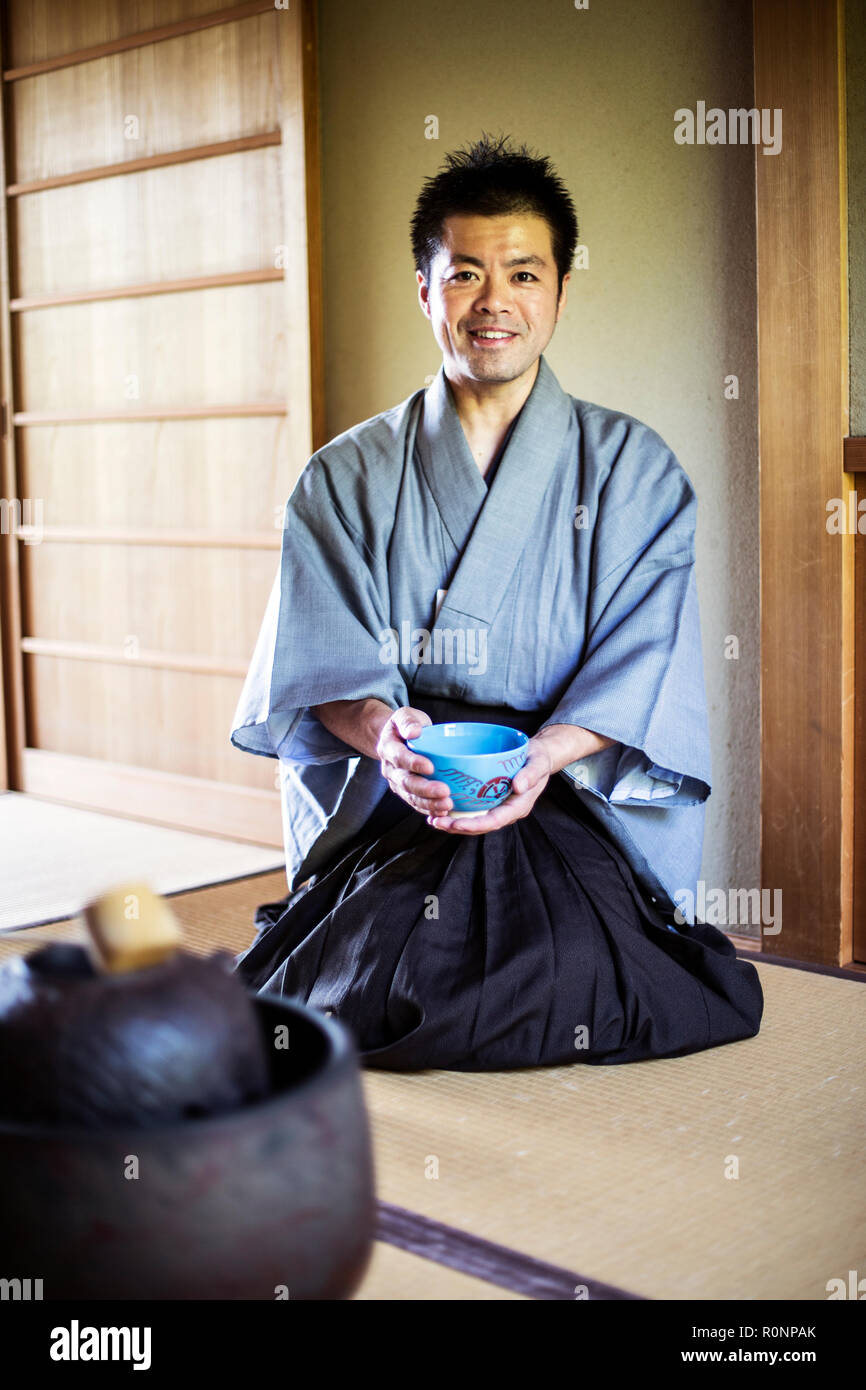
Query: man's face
417 212 569 390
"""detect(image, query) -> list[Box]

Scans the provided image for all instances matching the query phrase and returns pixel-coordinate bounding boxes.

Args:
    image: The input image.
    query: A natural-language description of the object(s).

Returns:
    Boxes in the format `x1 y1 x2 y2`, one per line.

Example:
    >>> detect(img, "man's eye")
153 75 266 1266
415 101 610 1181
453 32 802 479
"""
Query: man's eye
515 272 536 281
452 271 475 280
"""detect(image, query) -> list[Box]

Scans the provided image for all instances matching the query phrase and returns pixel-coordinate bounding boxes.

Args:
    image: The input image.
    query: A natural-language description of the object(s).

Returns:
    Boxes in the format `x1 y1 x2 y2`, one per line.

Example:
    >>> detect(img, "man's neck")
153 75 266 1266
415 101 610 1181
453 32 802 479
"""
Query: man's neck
444 358 539 476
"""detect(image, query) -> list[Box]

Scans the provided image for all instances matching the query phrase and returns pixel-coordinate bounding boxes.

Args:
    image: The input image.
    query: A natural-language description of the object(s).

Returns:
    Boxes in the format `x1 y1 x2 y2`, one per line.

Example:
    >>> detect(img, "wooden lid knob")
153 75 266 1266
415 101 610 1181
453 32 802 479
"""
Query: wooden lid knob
83 883 182 974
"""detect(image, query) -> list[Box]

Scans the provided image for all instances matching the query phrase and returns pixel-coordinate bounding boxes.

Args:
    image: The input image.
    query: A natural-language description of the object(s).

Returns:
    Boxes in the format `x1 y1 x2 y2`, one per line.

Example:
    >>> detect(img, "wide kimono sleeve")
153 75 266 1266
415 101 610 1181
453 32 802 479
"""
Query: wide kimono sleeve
230 451 409 766
538 420 712 916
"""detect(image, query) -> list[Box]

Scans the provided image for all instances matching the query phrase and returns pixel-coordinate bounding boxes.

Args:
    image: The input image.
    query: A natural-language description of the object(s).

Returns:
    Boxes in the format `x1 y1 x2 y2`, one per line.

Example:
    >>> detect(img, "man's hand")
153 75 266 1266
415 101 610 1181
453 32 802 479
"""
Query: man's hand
375 707 455 817
309 698 454 815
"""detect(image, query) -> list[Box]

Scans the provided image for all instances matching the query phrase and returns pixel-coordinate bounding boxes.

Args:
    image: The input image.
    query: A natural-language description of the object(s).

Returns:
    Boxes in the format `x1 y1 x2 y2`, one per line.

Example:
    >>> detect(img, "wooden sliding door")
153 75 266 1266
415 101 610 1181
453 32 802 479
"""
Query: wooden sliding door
0 0 322 845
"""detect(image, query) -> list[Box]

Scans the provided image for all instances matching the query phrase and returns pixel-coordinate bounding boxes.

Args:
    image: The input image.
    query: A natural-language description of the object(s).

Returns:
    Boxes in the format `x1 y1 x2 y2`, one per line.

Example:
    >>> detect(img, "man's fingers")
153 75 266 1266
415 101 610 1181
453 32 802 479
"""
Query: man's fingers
393 707 432 738
389 767 451 808
381 740 435 775
374 707 454 812
510 751 551 796
399 772 452 800
378 707 435 773
430 769 550 833
510 767 534 795
387 770 452 814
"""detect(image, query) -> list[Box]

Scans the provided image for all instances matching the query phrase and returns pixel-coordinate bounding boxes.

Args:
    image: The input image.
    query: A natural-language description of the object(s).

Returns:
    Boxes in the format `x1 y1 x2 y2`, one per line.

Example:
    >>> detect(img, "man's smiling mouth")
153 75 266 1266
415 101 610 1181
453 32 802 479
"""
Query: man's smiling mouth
467 329 518 341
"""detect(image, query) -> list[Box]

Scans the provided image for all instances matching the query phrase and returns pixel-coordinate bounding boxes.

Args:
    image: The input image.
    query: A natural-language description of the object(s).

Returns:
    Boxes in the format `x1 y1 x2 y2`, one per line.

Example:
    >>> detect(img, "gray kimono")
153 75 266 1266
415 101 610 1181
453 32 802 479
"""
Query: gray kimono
230 354 711 923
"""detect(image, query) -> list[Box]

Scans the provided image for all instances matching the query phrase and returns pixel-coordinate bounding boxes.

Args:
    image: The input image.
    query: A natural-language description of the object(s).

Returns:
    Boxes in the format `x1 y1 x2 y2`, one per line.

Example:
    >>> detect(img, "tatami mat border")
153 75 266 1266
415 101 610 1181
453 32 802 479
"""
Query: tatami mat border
734 949 866 983
375 1201 646 1301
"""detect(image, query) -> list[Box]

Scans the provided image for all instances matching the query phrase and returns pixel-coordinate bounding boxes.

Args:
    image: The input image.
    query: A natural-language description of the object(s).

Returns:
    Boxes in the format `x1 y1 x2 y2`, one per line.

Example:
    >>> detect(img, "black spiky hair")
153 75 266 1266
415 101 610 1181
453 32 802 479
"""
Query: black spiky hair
410 132 578 294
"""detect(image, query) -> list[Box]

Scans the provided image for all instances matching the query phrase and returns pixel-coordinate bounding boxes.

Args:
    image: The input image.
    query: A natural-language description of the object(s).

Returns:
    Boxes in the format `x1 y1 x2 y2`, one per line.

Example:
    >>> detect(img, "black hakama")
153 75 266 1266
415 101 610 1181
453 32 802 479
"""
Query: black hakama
234 696 764 1070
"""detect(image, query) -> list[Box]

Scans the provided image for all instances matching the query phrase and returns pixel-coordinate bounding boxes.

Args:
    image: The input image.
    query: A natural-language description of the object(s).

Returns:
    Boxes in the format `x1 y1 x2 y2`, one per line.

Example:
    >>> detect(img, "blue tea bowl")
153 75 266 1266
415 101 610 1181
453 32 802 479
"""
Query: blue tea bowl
406 721 530 815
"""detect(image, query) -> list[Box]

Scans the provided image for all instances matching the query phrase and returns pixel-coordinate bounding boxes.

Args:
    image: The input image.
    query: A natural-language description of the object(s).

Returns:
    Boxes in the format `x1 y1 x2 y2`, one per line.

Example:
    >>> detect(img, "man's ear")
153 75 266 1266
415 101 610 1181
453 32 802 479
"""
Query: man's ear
417 270 432 319
556 272 571 320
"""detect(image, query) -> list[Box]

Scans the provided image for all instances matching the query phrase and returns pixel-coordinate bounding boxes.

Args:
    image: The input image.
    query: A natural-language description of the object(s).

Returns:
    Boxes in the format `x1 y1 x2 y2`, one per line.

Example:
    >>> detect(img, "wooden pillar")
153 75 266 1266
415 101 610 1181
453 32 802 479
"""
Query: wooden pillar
754 0 852 964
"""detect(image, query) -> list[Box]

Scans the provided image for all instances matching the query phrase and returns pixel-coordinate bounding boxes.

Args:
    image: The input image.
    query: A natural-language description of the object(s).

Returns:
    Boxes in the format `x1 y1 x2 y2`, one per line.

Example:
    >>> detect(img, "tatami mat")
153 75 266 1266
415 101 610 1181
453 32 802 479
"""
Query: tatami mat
0 794 285 931
359 968 866 1301
3 870 863 1301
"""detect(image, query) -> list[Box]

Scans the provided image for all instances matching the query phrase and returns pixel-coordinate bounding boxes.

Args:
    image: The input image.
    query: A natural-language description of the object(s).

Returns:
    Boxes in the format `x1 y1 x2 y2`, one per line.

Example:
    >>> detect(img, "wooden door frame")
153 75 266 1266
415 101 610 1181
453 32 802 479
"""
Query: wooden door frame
754 0 856 966
0 0 25 793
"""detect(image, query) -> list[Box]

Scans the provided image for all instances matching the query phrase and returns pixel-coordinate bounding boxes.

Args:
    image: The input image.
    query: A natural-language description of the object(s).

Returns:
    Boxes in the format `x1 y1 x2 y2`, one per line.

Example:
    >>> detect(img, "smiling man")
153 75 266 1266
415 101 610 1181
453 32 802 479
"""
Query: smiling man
230 133 763 1069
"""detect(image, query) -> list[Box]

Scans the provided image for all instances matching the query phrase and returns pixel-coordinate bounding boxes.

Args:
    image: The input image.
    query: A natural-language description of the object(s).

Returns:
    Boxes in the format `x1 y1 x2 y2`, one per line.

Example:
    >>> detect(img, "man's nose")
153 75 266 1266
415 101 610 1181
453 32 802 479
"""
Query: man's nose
472 274 514 314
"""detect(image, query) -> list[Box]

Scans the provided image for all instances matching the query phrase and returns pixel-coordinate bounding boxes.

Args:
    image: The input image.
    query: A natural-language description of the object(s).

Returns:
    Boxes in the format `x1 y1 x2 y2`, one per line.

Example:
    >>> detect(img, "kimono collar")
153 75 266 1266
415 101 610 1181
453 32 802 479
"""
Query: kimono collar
413 352 577 631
